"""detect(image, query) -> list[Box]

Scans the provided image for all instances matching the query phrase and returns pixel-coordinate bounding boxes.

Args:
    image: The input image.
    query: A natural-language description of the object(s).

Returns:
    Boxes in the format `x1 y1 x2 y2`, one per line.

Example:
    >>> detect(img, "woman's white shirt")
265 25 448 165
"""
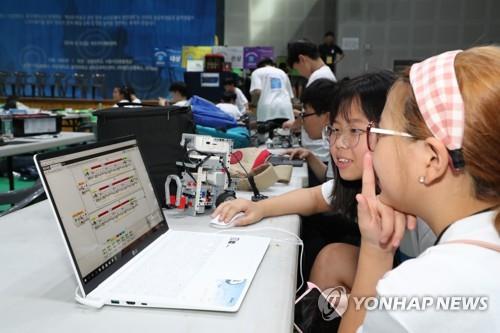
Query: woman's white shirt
358 210 500 332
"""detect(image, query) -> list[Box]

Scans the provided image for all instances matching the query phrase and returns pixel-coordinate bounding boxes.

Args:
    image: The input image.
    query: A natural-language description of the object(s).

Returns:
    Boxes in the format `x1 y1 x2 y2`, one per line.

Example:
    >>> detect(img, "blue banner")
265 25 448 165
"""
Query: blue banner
0 0 216 99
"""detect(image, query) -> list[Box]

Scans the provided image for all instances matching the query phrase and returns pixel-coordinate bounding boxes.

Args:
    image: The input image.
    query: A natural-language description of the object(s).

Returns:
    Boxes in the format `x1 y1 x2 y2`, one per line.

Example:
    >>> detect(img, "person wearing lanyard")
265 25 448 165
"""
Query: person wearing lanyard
339 47 500 332
319 31 344 74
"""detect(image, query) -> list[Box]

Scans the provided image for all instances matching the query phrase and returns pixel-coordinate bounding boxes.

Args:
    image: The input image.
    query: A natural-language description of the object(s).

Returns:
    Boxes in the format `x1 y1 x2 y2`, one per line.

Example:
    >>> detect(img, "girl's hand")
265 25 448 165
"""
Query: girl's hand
211 198 265 226
282 148 311 161
158 97 169 106
356 153 417 253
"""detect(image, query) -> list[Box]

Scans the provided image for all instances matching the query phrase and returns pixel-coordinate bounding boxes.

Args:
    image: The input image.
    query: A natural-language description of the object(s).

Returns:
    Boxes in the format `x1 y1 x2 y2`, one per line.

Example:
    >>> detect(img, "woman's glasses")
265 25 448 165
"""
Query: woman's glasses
322 122 414 150
366 121 413 152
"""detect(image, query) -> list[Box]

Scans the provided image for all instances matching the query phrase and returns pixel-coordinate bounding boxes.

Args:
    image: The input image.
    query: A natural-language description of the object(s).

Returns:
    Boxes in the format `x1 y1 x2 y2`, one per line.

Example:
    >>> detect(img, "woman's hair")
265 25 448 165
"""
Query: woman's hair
329 70 397 220
396 46 500 233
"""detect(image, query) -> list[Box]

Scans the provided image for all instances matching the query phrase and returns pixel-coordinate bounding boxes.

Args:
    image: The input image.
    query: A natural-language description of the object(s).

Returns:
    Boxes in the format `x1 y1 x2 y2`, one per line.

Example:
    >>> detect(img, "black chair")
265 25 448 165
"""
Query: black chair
33 71 48 97
71 73 88 99
52 72 66 97
13 71 29 97
0 71 10 96
91 73 106 99
0 179 46 217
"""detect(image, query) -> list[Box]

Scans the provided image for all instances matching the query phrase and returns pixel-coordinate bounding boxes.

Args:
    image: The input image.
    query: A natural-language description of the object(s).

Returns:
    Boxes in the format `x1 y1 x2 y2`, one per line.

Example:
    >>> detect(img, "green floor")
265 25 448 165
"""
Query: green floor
0 176 37 212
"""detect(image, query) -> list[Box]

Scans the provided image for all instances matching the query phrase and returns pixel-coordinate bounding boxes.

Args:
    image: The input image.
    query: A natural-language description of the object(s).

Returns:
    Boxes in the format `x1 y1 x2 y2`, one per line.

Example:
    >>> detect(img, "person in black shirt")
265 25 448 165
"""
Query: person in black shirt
318 31 344 73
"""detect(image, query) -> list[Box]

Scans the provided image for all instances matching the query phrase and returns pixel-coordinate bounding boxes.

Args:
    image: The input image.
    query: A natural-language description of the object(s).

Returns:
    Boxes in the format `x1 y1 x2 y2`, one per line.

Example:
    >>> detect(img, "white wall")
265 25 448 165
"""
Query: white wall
224 0 500 78
336 0 500 79
224 0 336 57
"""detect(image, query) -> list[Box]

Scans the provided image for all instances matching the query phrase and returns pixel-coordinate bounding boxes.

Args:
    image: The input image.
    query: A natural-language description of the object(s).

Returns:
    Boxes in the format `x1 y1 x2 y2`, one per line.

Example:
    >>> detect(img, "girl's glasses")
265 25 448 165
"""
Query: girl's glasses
322 125 367 148
366 121 414 152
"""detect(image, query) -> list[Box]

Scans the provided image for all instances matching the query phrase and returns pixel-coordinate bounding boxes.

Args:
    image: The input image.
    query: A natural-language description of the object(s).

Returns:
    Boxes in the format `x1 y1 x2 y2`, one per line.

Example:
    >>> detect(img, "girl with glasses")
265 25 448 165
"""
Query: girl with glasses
213 71 406 292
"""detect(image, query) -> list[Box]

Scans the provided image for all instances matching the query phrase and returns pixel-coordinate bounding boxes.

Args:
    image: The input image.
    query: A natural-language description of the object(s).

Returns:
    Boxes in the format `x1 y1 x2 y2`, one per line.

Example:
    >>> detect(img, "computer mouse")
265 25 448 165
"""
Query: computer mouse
209 212 245 229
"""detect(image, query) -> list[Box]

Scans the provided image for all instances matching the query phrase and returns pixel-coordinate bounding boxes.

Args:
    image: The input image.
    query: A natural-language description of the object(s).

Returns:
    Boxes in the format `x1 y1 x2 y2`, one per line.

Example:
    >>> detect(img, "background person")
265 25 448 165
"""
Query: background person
250 58 294 140
319 31 344 74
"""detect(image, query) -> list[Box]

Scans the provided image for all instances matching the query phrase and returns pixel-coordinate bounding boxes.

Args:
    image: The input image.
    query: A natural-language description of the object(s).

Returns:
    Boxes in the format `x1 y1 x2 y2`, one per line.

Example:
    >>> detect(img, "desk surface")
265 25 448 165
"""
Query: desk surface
0 131 95 158
0 164 306 333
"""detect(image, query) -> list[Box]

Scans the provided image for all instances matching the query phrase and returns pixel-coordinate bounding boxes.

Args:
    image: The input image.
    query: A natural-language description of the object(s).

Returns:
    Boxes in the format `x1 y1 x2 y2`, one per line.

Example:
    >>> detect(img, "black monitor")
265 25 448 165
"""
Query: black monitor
94 106 195 206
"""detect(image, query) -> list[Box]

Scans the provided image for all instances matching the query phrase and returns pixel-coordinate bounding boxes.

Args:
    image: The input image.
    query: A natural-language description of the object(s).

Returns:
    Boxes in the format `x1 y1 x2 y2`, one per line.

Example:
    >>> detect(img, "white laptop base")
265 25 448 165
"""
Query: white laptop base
90 230 269 312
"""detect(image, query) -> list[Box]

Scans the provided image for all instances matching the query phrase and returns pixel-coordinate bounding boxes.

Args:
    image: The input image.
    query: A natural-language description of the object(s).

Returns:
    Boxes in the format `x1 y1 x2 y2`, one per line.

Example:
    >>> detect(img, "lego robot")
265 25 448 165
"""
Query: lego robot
165 134 236 216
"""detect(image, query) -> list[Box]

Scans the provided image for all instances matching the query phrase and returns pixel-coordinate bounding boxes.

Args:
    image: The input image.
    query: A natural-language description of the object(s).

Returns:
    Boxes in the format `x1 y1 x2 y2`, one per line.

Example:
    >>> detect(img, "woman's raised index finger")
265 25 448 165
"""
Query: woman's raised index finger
361 152 377 199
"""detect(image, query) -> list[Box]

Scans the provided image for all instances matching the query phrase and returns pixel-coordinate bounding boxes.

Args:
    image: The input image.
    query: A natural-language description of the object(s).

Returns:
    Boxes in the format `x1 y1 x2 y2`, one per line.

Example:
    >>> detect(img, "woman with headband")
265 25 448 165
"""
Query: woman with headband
340 47 500 332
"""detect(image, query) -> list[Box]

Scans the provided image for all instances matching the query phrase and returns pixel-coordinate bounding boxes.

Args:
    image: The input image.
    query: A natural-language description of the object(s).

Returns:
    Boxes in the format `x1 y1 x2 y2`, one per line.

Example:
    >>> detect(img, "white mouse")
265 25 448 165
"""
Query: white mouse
210 212 245 229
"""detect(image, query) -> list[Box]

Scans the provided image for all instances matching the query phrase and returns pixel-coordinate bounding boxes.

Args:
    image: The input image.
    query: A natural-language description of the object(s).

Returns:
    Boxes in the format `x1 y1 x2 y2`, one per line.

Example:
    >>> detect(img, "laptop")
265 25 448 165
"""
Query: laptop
34 136 269 312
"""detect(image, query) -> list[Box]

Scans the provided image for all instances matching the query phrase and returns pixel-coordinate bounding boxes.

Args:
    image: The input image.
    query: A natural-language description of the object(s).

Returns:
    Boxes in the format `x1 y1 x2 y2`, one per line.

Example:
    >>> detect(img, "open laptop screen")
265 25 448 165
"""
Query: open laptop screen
36 137 168 295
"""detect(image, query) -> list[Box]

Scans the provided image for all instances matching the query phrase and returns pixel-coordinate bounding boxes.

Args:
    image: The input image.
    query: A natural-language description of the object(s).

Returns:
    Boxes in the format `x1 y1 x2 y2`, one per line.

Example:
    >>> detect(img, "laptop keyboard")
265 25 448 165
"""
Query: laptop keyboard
111 232 221 299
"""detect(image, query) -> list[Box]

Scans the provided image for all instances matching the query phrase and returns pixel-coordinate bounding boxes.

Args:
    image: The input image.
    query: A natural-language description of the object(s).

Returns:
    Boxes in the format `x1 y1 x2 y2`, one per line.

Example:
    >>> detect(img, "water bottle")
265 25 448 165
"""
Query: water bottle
1 113 13 140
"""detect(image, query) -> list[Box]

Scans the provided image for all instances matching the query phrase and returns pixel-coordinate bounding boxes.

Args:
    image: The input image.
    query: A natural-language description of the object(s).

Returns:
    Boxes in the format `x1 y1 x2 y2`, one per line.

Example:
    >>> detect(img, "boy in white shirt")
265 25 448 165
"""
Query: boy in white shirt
250 58 294 139
285 39 336 164
223 78 248 115
158 82 190 107
216 91 241 121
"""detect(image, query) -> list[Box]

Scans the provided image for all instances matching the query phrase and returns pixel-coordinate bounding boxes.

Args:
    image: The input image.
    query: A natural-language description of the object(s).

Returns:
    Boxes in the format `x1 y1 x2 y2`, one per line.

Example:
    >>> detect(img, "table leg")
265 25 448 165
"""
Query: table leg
7 156 14 191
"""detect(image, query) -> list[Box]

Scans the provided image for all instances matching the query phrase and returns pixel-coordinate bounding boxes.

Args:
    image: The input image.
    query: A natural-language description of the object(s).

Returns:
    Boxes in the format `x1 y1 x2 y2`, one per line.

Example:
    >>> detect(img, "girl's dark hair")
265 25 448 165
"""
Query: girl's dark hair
329 70 396 220
118 86 132 102
221 91 237 103
169 81 191 98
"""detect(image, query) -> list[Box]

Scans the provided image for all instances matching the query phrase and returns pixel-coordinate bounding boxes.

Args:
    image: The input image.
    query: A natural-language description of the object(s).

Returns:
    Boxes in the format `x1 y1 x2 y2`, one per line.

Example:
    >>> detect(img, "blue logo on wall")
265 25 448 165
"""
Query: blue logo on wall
154 48 167 68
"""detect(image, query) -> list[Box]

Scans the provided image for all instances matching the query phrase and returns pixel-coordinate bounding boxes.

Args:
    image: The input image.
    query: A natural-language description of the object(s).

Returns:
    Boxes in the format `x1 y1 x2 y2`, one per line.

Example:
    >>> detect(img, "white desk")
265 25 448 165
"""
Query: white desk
0 132 95 190
0 131 95 158
0 164 307 333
